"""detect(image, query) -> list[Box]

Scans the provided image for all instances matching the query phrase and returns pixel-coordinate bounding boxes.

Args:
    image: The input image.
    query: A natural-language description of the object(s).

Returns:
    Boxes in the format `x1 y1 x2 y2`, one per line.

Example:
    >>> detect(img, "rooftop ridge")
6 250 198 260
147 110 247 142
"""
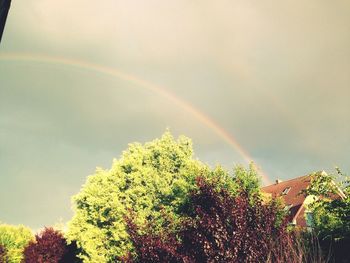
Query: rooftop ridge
262 171 327 188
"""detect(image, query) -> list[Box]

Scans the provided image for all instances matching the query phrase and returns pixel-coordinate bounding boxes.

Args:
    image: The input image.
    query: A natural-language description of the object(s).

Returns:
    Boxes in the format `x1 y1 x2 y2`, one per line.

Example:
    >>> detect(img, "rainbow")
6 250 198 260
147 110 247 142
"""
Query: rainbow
0 52 271 184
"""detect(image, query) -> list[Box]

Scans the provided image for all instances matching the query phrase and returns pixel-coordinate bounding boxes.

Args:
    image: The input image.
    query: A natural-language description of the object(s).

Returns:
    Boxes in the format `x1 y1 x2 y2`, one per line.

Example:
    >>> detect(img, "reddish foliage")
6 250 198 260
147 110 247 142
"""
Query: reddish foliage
121 217 187 263
0 245 6 263
23 227 80 263
123 176 290 263
179 177 286 262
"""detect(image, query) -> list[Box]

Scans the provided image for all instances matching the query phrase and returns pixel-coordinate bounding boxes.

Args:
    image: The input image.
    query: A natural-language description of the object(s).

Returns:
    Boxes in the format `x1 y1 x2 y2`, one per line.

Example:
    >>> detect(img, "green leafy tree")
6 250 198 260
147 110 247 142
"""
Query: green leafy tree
0 224 34 263
304 169 349 240
66 132 237 262
233 163 261 198
303 169 350 262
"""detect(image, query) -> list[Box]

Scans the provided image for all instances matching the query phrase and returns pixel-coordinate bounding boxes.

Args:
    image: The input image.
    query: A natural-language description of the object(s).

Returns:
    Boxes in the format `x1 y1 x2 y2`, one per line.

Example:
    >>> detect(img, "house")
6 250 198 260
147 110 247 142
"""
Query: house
261 171 346 228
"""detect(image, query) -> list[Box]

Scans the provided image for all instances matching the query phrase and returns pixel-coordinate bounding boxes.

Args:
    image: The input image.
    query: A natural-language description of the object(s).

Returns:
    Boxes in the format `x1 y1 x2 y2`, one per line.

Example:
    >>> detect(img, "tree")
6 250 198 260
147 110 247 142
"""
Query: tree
66 132 236 262
123 175 289 263
23 227 81 263
0 224 34 263
232 163 261 199
304 169 350 262
304 169 349 240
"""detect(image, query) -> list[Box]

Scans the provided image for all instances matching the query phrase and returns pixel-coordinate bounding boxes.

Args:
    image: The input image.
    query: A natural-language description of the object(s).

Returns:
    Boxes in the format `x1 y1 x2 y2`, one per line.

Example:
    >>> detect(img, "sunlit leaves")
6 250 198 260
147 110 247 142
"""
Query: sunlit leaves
304 170 350 239
66 132 214 262
0 224 34 263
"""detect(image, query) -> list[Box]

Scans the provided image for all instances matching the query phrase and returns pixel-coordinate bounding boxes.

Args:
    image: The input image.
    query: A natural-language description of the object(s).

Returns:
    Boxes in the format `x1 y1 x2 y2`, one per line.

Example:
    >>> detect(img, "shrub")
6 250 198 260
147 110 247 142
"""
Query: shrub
121 214 185 263
0 244 6 263
0 224 34 263
23 227 80 263
124 176 288 263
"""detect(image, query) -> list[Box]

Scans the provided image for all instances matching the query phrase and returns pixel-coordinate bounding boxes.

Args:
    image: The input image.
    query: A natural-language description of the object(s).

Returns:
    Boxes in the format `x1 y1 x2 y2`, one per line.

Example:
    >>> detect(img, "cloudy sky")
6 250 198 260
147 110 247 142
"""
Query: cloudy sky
0 0 349 230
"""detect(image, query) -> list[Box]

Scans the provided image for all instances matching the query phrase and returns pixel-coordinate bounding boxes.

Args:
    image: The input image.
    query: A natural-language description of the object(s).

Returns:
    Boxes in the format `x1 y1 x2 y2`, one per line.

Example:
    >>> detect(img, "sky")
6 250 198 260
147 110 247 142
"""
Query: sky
0 0 349 230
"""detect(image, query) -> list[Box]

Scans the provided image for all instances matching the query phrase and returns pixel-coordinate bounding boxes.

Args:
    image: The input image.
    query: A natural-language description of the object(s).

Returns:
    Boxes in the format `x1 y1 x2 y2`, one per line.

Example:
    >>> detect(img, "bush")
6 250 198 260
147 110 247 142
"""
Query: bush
23 227 80 263
0 224 34 263
121 214 185 263
123 176 289 263
0 245 6 263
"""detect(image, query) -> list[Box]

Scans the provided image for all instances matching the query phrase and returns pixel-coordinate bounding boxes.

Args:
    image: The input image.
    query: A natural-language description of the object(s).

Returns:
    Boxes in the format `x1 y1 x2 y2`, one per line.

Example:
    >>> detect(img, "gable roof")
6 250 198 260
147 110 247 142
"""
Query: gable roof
261 175 311 226
262 175 311 206
261 172 346 227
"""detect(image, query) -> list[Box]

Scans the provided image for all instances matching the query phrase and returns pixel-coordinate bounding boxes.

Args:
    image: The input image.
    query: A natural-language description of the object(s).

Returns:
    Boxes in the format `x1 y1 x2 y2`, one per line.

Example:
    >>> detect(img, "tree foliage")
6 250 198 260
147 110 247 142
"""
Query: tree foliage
303 169 350 262
0 244 6 263
66 132 237 262
0 224 34 263
233 163 261 198
304 169 350 240
23 227 80 263
123 175 288 263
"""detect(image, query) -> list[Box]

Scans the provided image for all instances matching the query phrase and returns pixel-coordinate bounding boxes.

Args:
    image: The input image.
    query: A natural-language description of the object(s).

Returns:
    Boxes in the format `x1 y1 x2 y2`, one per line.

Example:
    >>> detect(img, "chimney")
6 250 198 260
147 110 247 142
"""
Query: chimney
275 179 283 184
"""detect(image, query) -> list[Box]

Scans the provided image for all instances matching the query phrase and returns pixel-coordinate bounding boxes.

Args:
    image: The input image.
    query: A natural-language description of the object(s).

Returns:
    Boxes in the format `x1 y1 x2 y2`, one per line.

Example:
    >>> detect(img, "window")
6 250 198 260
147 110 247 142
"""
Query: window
282 187 291 195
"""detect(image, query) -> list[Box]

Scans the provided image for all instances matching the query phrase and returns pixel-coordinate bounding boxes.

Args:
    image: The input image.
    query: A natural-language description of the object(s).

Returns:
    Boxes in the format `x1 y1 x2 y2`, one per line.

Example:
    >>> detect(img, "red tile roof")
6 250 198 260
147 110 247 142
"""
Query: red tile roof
261 175 311 226
262 173 345 227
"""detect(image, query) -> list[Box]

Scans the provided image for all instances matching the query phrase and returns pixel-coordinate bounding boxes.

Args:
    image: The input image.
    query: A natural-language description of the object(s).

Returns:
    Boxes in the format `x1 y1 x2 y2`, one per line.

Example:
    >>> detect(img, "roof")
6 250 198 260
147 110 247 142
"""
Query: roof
261 175 312 226
261 172 346 227
262 175 311 207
